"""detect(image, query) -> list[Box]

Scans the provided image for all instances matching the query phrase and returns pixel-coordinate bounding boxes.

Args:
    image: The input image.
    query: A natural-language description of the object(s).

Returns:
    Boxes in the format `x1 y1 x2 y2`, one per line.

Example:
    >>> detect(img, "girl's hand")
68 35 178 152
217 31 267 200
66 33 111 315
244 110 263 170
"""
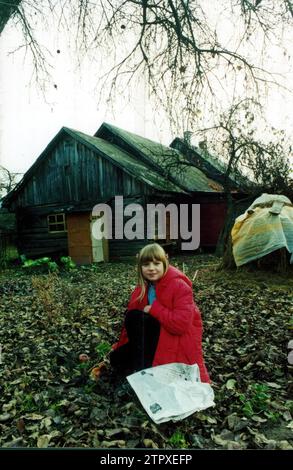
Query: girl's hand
143 305 151 313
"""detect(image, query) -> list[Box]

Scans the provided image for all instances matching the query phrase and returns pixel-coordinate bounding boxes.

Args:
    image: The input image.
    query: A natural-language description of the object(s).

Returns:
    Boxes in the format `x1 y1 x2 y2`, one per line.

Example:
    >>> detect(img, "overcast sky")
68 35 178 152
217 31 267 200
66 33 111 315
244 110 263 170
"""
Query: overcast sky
0 3 292 176
0 18 171 175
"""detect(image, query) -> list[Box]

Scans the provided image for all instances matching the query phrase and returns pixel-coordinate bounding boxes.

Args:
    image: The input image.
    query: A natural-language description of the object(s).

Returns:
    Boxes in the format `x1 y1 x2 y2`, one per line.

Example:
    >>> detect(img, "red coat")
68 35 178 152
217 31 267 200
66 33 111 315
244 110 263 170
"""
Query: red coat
113 265 210 383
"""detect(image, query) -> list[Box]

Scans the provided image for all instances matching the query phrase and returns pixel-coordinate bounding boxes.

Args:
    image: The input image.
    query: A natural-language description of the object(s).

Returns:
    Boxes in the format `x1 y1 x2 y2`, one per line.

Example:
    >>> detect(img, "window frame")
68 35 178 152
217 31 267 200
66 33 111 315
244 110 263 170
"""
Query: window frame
47 213 67 234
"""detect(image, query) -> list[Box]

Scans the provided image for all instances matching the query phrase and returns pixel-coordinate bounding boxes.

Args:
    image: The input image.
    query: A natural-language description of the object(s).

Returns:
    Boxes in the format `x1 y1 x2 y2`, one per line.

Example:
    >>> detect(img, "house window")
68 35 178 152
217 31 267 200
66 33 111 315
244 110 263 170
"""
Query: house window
47 213 67 233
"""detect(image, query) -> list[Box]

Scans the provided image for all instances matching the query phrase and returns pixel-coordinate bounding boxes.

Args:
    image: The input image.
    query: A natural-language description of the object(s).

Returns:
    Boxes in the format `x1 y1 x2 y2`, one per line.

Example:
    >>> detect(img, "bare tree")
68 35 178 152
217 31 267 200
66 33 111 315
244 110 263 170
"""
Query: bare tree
0 165 22 198
0 0 22 34
2 1 292 125
194 99 292 196
192 98 292 256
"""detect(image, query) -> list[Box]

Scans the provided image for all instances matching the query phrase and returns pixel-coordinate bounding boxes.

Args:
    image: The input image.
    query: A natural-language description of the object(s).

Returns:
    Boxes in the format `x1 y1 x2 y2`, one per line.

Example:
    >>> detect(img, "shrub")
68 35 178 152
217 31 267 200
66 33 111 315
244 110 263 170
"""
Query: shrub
60 256 76 270
21 255 59 273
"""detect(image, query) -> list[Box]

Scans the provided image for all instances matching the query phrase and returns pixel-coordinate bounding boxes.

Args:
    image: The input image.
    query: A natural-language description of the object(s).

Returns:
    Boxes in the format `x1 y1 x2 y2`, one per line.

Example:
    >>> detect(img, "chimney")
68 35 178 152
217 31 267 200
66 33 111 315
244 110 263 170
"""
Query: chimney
183 131 192 146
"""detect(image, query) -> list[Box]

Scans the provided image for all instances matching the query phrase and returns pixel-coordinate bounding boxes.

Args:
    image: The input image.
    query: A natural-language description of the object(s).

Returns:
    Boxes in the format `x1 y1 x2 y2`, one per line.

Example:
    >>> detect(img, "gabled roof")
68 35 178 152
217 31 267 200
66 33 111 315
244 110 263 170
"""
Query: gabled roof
2 127 185 206
64 128 184 193
170 137 251 191
3 122 228 208
170 138 237 188
95 123 224 193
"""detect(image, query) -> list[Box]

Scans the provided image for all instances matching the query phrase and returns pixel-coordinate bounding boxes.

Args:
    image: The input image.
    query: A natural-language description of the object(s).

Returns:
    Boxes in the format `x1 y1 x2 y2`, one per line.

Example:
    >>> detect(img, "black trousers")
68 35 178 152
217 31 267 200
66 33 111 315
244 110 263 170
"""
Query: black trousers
110 309 161 374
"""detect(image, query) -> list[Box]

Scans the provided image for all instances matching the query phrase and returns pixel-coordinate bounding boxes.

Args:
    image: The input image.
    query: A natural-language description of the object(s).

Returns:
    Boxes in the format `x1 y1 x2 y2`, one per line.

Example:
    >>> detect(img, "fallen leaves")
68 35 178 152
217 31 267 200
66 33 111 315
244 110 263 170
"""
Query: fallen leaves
0 256 292 448
90 362 107 381
225 379 237 390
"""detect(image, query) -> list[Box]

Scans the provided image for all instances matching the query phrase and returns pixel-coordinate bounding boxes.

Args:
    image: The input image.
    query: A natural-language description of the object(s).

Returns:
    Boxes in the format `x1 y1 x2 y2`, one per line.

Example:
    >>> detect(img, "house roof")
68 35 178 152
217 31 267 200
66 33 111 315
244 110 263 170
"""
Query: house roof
170 137 250 190
2 127 185 207
95 123 224 193
63 128 185 194
3 123 227 208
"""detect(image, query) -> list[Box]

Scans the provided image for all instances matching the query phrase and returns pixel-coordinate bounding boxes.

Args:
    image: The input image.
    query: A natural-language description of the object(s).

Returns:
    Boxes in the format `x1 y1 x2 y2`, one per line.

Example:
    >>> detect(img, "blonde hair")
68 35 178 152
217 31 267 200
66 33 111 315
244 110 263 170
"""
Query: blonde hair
136 243 169 301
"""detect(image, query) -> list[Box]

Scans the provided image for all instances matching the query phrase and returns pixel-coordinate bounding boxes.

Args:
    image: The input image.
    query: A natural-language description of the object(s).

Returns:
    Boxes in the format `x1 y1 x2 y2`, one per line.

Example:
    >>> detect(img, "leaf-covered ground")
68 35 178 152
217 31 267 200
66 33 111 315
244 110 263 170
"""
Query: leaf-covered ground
0 256 292 449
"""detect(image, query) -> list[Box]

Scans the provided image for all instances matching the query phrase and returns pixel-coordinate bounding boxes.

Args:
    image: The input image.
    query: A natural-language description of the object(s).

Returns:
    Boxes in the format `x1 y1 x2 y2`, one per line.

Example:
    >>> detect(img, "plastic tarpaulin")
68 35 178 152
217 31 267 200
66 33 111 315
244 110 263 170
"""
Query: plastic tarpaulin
232 194 293 267
127 363 215 424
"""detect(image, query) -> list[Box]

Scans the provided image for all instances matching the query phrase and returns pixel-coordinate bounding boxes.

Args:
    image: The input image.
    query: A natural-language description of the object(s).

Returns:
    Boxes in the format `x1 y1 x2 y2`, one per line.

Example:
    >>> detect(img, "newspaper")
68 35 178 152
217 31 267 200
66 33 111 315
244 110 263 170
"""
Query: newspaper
127 363 215 424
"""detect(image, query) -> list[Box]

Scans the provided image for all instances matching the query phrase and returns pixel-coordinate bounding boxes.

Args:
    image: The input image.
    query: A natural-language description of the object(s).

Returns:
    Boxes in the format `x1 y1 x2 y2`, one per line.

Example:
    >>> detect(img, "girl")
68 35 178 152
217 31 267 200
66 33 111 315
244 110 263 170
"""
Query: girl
110 243 210 383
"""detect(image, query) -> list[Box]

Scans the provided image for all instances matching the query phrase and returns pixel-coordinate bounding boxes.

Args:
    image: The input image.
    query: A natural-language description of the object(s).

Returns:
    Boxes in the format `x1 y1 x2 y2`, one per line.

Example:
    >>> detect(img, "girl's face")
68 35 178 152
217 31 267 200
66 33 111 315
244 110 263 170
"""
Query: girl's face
141 259 165 283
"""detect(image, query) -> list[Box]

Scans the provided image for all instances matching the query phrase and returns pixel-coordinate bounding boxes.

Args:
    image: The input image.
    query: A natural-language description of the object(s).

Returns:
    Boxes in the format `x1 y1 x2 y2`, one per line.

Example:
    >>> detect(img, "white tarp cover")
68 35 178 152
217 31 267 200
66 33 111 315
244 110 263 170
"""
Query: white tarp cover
127 363 215 424
232 193 293 267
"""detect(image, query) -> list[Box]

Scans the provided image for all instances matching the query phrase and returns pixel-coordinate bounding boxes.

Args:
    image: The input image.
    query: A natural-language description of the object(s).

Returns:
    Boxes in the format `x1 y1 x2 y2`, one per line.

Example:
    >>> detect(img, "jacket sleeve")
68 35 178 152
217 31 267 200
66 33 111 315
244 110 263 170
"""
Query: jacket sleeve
149 279 194 335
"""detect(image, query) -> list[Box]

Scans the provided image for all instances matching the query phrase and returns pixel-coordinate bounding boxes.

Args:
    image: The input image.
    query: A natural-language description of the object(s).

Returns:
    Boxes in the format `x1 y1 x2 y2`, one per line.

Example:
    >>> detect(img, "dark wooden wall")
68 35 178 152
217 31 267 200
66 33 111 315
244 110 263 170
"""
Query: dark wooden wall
9 136 149 210
16 207 68 257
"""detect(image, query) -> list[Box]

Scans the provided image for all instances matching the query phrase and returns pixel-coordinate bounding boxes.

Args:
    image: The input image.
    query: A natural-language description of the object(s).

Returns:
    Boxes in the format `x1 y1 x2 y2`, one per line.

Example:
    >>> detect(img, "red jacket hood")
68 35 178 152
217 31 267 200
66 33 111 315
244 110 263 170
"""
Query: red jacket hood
157 265 192 288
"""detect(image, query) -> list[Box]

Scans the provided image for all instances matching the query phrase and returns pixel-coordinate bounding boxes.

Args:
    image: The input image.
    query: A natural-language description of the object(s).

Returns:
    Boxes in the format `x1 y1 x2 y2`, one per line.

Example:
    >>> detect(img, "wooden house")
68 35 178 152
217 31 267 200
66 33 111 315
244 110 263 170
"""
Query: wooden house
2 123 234 264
